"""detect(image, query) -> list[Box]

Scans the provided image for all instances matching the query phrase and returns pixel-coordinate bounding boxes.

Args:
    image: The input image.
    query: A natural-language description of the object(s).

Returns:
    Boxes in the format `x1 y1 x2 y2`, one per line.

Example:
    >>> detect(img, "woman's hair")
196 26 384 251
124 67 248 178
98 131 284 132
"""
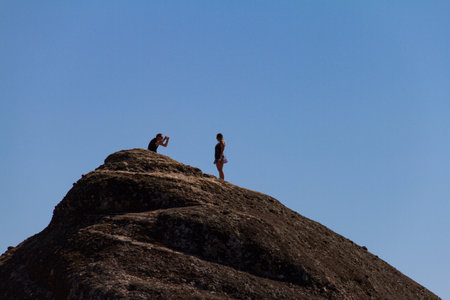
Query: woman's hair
156 133 163 138
216 133 223 140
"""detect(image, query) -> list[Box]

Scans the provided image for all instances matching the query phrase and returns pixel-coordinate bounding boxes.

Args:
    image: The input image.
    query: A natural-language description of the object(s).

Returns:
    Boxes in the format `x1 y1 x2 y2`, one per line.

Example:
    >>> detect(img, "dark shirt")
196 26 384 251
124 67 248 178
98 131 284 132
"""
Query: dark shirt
215 142 223 160
148 138 158 152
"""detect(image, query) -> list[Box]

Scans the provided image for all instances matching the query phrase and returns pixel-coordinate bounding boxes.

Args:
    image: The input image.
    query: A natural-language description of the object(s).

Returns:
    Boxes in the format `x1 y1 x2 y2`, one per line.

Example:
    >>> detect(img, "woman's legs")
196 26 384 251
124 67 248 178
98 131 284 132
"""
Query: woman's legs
216 161 225 180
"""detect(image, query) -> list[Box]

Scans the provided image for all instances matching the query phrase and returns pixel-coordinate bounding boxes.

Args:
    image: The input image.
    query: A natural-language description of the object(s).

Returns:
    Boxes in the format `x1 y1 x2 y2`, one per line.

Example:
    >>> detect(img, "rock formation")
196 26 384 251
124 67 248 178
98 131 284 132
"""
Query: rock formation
0 149 439 299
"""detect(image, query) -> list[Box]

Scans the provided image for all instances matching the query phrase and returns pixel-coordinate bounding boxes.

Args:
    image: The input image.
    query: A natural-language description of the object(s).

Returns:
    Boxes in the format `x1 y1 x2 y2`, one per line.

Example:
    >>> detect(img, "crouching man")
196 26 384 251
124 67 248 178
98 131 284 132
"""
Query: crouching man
148 133 169 153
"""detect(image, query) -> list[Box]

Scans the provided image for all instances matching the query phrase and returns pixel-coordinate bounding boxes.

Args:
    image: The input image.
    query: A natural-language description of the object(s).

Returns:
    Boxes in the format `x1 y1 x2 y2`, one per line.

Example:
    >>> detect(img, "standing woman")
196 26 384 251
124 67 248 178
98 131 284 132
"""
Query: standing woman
214 133 227 180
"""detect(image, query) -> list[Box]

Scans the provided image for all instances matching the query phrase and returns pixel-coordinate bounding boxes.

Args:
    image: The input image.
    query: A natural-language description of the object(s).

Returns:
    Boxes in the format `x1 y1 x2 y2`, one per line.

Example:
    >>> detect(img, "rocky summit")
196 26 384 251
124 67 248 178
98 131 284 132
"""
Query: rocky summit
0 149 439 299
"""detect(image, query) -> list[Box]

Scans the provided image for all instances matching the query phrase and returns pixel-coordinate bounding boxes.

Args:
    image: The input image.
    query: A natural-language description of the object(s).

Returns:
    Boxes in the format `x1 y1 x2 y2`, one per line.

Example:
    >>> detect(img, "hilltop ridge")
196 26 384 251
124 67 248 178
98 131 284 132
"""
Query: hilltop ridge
0 149 439 299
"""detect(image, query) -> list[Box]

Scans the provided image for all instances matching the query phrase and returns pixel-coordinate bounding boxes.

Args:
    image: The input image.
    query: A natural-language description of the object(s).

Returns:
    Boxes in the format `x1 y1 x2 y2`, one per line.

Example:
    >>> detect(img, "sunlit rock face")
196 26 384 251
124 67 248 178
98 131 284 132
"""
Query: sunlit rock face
0 149 439 299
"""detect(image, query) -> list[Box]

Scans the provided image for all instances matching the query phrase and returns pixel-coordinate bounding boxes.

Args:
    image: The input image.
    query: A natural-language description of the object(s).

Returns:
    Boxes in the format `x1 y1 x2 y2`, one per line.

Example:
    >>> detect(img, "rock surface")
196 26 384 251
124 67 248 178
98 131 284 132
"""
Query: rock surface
0 149 439 299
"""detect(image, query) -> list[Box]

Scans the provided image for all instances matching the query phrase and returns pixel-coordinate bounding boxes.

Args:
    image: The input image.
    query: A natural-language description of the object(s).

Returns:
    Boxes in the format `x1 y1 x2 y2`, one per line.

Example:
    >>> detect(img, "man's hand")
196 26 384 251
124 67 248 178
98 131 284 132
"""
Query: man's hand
161 136 170 147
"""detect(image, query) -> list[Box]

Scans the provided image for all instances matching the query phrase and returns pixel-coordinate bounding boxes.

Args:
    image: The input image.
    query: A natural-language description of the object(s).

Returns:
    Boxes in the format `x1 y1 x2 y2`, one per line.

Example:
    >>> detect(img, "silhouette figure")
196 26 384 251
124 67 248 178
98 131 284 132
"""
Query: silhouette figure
214 133 227 180
148 133 169 153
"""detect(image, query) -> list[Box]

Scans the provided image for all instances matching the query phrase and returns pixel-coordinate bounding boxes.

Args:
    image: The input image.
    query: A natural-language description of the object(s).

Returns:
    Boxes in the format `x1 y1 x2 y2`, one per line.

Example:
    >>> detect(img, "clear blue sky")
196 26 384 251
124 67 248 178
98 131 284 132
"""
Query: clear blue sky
1 1 449 298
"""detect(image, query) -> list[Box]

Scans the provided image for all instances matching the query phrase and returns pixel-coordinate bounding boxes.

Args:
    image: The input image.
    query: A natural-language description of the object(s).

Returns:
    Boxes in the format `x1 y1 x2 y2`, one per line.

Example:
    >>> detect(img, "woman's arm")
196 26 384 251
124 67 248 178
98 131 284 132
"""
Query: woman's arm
220 141 225 157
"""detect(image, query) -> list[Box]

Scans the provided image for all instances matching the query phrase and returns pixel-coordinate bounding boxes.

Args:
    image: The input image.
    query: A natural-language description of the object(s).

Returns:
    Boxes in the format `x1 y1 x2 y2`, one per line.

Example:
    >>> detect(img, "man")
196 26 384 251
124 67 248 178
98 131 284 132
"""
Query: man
148 133 169 152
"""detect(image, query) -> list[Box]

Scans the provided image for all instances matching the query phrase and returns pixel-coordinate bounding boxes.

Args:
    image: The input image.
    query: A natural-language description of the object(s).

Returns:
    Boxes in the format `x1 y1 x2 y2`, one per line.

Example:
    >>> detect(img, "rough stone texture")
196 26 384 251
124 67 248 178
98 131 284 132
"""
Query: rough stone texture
0 149 440 299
